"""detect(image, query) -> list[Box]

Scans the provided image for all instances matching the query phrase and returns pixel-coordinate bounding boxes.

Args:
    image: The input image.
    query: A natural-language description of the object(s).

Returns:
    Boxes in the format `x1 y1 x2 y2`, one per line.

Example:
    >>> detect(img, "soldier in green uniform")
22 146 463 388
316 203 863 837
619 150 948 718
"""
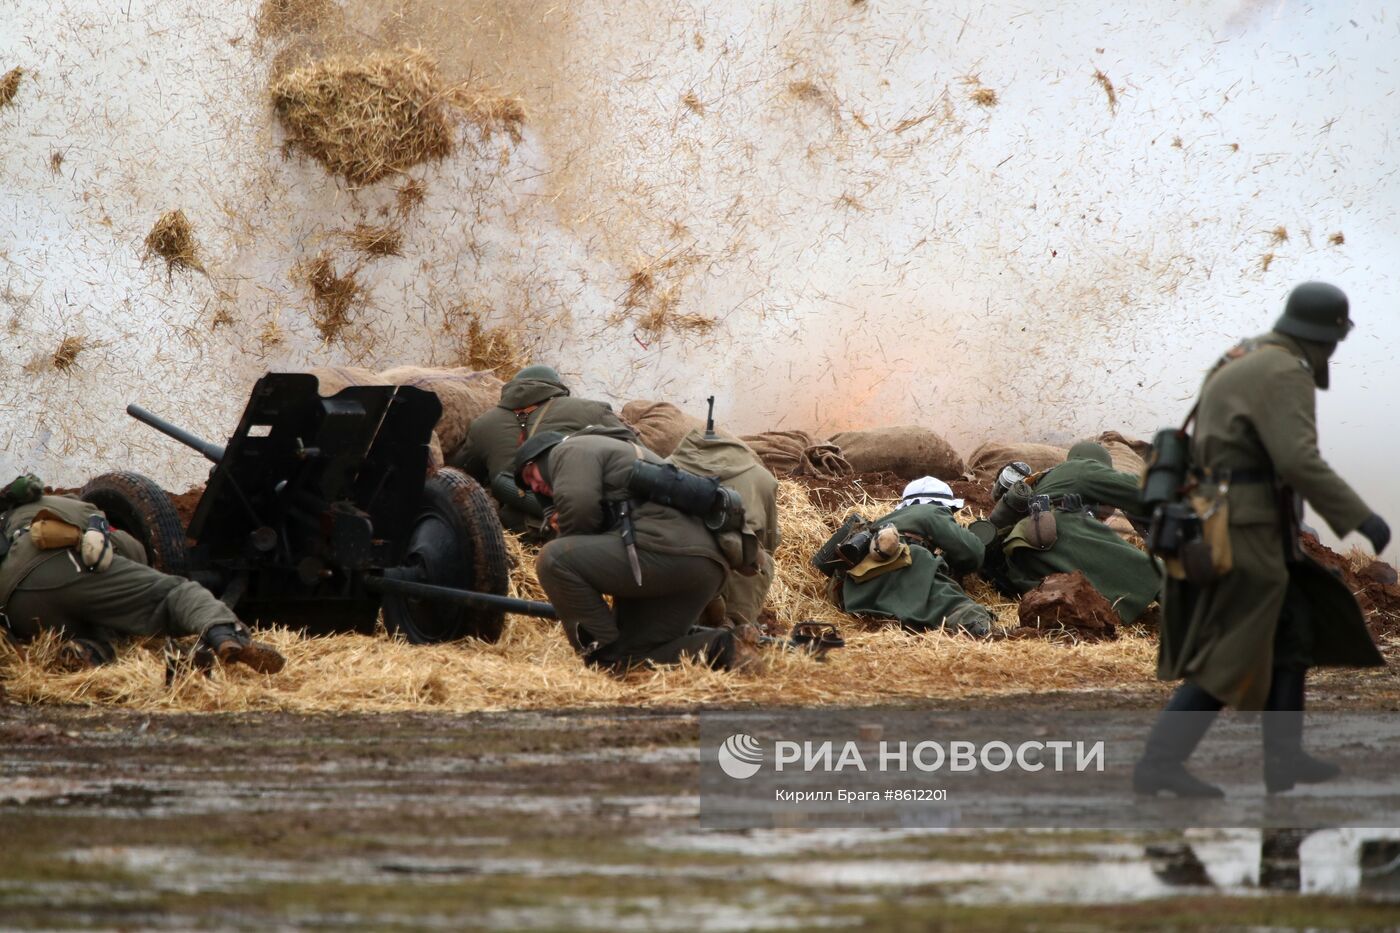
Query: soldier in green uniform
0 477 284 673
988 442 1160 624
669 428 780 630
514 432 737 672
1135 282 1387 797
452 365 630 531
835 477 994 636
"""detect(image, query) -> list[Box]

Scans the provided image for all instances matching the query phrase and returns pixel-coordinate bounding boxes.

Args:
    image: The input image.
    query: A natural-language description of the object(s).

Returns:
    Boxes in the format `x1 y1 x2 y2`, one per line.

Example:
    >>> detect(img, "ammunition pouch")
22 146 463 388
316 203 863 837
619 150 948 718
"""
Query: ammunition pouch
714 528 760 576
1148 494 1232 584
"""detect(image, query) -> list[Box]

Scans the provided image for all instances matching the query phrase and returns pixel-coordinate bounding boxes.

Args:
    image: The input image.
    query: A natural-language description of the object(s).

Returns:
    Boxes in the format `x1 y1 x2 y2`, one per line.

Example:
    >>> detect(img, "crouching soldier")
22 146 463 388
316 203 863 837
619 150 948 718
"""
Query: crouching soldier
452 364 631 532
0 476 283 673
513 432 739 672
988 443 1160 624
818 477 994 636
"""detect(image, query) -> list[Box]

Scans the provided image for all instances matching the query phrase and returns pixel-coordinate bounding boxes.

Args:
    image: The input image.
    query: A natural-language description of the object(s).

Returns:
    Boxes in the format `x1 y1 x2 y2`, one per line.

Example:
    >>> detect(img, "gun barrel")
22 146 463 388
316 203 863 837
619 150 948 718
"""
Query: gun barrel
126 404 226 463
366 574 557 619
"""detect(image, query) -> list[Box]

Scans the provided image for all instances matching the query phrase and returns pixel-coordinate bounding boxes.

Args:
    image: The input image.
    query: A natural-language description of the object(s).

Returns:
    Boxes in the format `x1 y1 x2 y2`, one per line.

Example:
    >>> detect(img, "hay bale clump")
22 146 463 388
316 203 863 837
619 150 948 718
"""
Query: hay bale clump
143 209 206 275
970 87 998 107
270 48 457 186
0 68 22 108
451 88 526 143
51 335 87 371
395 177 427 217
344 222 403 257
442 307 529 375
255 0 338 38
297 252 362 342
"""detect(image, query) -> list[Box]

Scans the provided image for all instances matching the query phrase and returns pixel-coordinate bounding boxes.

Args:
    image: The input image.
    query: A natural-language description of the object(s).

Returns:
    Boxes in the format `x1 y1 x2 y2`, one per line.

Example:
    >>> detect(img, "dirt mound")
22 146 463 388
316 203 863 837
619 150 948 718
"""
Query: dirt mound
950 479 996 517
169 486 203 529
1299 532 1400 639
794 471 905 514
1013 571 1118 642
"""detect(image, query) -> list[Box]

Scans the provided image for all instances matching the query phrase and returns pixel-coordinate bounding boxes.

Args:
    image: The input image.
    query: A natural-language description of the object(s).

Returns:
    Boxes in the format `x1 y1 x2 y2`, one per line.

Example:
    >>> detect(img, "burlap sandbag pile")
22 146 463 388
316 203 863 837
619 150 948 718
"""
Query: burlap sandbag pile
309 365 504 469
1092 430 1148 477
378 366 502 459
966 440 1069 480
620 401 706 457
832 425 964 481
740 430 851 479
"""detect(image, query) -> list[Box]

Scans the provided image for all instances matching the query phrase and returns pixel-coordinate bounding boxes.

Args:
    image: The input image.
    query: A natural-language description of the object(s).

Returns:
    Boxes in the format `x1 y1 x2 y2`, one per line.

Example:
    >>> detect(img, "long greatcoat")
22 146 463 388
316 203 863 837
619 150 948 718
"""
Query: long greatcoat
840 503 989 631
1158 332 1383 710
1002 459 1161 623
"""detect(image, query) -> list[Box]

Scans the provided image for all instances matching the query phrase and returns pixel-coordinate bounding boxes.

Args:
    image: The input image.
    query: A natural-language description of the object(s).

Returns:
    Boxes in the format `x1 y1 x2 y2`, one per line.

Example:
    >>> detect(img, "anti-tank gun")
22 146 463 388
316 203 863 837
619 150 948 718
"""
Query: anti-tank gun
81 372 554 643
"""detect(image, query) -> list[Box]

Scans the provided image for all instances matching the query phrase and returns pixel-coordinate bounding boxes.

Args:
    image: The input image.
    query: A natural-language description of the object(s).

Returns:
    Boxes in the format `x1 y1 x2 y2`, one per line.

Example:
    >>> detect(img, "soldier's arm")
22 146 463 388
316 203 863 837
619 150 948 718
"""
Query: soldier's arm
1250 366 1372 536
548 443 607 536
451 425 488 480
1072 462 1147 517
912 507 985 573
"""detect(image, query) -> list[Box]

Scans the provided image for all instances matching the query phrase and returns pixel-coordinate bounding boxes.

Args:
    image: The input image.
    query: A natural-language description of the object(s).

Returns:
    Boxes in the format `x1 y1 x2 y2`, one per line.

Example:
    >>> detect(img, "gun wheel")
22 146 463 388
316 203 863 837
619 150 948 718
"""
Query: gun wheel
80 471 190 576
382 467 511 644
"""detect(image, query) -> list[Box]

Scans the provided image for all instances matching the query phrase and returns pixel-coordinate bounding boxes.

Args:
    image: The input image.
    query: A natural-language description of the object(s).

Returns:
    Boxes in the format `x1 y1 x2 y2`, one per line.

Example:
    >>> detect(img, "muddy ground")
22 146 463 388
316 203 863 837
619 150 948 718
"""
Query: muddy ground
3 696 1399 931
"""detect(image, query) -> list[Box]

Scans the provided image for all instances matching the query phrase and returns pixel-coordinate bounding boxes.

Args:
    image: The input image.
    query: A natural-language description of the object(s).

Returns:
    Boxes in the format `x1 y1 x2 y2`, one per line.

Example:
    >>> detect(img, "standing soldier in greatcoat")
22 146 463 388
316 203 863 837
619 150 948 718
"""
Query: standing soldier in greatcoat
1135 282 1388 797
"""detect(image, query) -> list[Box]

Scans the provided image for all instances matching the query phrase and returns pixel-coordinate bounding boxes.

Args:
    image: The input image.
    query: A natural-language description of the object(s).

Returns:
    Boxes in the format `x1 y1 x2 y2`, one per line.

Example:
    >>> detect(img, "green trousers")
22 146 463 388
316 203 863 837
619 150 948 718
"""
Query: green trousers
536 534 726 668
5 553 238 644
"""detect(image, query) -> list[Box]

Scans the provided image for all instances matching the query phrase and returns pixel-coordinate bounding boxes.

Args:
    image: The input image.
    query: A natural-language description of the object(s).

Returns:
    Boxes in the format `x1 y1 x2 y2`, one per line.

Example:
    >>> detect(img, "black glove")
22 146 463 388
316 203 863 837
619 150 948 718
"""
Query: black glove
1359 513 1390 555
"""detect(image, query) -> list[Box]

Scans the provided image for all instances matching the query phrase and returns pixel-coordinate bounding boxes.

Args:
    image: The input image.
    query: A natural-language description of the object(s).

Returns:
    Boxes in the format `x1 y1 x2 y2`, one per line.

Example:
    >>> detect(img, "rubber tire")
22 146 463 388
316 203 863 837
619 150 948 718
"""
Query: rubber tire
80 471 190 576
382 468 511 644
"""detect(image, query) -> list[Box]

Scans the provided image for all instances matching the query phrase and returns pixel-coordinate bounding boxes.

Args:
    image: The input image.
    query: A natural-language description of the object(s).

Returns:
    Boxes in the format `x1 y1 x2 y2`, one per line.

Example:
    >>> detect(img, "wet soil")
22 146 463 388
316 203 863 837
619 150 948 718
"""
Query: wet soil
2 703 1398 931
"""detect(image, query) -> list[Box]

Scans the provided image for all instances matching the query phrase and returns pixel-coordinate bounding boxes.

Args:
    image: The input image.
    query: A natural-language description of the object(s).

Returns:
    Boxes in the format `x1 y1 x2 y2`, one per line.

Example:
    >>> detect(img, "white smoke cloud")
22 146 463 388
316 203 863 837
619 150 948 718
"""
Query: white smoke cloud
1 0 1394 553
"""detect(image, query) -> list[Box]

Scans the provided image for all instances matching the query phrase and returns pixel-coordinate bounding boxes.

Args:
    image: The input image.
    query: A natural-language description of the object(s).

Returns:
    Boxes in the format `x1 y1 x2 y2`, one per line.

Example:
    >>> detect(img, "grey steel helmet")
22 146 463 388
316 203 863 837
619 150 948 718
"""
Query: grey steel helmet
1274 282 1353 343
512 431 567 486
1066 441 1112 467
514 364 562 383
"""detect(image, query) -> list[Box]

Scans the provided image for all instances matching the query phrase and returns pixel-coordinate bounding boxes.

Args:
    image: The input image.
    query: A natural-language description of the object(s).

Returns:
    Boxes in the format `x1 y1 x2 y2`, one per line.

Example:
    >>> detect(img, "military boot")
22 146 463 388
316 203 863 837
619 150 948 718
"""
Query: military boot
1262 668 1340 794
1134 685 1225 798
55 638 116 672
201 622 285 674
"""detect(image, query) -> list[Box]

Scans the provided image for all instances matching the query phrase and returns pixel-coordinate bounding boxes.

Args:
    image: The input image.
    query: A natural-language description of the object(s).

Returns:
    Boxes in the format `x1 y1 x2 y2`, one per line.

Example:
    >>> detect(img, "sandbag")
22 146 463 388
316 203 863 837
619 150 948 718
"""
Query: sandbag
308 366 378 397
830 426 964 480
739 430 852 479
1093 430 1148 477
967 440 1068 480
620 400 705 457
378 366 503 463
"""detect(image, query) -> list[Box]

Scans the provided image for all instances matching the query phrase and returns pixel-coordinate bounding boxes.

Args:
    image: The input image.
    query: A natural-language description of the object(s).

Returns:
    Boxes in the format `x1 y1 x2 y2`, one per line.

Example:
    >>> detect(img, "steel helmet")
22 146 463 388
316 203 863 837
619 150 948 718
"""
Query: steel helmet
1274 282 1353 343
